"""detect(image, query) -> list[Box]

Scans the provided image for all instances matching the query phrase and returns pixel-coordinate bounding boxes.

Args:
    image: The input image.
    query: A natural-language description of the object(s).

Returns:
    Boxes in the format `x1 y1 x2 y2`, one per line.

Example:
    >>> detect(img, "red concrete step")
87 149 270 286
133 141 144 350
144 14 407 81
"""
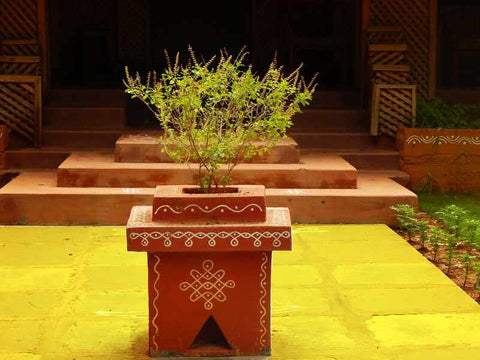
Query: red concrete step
289 131 395 150
301 149 400 170
310 90 361 108
0 171 417 225
291 109 368 131
44 106 126 130
46 88 128 107
5 147 114 169
42 129 125 148
56 152 358 189
115 133 300 164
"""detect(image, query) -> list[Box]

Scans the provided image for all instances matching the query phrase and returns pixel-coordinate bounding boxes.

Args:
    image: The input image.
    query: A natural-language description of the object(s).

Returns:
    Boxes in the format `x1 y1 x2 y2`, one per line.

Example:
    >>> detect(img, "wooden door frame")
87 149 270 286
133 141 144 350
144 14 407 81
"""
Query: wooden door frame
37 0 50 91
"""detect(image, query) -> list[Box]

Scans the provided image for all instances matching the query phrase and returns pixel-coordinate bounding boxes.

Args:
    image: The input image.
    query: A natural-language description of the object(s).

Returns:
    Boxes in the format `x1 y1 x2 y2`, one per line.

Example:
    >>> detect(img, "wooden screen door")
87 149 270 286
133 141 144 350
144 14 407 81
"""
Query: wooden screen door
0 0 47 146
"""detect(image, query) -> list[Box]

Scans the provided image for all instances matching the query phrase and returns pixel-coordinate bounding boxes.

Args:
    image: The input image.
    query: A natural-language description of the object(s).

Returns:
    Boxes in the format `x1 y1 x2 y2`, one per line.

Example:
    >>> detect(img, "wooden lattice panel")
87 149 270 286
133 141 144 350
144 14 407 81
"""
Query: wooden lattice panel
368 0 435 99
371 84 416 138
0 0 38 40
0 75 41 146
373 70 410 84
366 26 405 44
0 56 40 75
1 40 40 56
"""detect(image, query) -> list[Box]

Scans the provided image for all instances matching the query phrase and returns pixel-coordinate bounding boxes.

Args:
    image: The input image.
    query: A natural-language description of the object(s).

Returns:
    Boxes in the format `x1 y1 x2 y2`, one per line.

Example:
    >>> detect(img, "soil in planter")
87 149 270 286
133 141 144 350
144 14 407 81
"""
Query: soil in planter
394 213 480 303
183 187 239 194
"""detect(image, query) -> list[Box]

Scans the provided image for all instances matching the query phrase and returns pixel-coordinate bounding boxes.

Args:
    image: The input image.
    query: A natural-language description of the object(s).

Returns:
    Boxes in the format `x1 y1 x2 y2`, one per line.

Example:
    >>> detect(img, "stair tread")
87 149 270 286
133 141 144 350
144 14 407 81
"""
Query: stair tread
0 171 416 225
1 171 414 197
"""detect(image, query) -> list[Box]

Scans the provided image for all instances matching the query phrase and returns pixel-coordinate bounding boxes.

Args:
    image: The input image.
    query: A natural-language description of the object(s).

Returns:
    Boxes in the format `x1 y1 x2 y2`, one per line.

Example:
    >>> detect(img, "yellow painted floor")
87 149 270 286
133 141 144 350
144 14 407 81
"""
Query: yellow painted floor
1 225 480 360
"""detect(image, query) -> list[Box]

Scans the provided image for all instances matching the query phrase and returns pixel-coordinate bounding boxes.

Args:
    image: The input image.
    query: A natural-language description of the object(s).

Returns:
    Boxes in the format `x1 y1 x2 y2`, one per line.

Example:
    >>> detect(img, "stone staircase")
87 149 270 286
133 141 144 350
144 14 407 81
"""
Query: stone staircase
0 89 417 225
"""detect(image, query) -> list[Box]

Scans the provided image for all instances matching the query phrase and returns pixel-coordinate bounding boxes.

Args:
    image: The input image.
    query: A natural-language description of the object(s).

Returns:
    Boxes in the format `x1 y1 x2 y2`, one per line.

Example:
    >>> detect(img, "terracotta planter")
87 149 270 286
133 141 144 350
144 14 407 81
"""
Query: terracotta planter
397 126 480 192
0 125 8 152
127 185 292 358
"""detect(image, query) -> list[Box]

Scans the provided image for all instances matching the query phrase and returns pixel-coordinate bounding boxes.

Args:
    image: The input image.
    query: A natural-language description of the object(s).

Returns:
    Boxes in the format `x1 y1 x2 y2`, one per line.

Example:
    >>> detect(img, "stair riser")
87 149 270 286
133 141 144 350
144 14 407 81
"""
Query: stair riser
292 110 368 131
0 191 416 226
42 132 122 148
47 89 128 107
341 154 400 170
45 108 126 129
57 167 357 189
310 91 361 108
290 134 380 149
7 152 70 169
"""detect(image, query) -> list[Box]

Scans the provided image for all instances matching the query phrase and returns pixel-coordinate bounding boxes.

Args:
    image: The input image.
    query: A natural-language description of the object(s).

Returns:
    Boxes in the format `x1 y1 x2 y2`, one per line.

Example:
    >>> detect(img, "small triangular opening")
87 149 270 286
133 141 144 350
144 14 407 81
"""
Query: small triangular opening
190 316 232 350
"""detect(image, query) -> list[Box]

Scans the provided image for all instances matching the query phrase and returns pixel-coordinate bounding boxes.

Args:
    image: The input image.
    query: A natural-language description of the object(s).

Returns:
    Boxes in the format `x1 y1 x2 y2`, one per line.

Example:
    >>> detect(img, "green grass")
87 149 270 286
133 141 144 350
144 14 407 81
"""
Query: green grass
417 192 480 220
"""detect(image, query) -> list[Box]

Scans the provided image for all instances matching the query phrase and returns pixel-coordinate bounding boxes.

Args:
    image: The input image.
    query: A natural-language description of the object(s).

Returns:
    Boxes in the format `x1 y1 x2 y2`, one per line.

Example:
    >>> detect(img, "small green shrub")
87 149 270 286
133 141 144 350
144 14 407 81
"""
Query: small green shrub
427 225 446 262
417 220 429 249
124 47 316 192
435 205 469 239
416 98 480 129
458 254 477 287
444 231 459 275
390 204 419 241
460 219 480 255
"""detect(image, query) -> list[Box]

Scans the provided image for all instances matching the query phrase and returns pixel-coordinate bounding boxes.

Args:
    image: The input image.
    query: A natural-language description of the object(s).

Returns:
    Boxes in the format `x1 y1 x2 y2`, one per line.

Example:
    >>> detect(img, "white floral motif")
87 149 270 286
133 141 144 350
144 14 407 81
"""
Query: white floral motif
179 260 235 310
154 203 263 215
129 231 290 248
259 253 268 348
406 135 480 145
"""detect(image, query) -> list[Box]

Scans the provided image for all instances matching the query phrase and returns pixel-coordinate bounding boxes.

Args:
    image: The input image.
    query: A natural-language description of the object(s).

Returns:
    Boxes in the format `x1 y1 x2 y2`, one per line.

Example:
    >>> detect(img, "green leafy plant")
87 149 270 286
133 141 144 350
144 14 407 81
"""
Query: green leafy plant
435 205 469 239
124 47 316 192
417 220 429 249
427 225 446 262
460 219 480 255
474 263 480 302
458 254 477 288
416 98 480 129
444 231 459 275
390 204 419 242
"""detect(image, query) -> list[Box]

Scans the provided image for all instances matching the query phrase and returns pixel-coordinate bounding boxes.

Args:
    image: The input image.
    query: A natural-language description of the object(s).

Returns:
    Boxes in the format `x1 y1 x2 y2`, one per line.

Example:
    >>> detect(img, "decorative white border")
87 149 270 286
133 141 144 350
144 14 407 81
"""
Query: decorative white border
179 260 235 310
151 255 161 350
406 135 480 145
129 230 290 248
259 253 268 348
154 203 263 215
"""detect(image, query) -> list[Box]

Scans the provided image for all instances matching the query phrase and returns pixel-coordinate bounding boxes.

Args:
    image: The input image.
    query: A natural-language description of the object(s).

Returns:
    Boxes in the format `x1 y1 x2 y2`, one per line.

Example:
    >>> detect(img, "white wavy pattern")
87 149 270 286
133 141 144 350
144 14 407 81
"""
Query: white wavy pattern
406 135 480 145
129 231 290 248
154 203 263 215
151 255 161 351
259 253 268 349
179 260 235 310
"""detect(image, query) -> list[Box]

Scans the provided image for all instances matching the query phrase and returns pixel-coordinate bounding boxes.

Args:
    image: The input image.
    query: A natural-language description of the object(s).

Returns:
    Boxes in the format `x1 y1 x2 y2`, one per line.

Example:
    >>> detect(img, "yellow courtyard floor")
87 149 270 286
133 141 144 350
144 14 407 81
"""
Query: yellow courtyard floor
1 225 480 360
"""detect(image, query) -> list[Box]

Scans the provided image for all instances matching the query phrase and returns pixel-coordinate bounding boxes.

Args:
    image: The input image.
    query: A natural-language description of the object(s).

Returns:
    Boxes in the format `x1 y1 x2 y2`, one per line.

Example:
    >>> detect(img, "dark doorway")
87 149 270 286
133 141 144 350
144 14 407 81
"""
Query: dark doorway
438 0 480 88
49 0 360 89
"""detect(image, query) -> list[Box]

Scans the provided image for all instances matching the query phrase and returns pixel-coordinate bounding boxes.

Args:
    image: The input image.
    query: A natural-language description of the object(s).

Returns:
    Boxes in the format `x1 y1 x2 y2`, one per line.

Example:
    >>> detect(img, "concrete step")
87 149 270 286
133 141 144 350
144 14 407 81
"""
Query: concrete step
5 147 115 169
292 109 368 131
310 90 361 108
0 171 417 225
115 133 300 163
289 131 395 150
44 106 126 130
56 152 357 189
42 129 126 148
46 88 128 107
301 149 400 170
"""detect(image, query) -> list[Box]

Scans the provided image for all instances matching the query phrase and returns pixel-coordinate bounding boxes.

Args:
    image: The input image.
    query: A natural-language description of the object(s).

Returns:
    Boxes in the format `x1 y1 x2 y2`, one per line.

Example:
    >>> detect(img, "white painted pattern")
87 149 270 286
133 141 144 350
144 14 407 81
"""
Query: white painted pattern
129 230 290 249
406 135 480 145
151 255 161 350
179 260 235 310
259 252 268 348
154 203 263 215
